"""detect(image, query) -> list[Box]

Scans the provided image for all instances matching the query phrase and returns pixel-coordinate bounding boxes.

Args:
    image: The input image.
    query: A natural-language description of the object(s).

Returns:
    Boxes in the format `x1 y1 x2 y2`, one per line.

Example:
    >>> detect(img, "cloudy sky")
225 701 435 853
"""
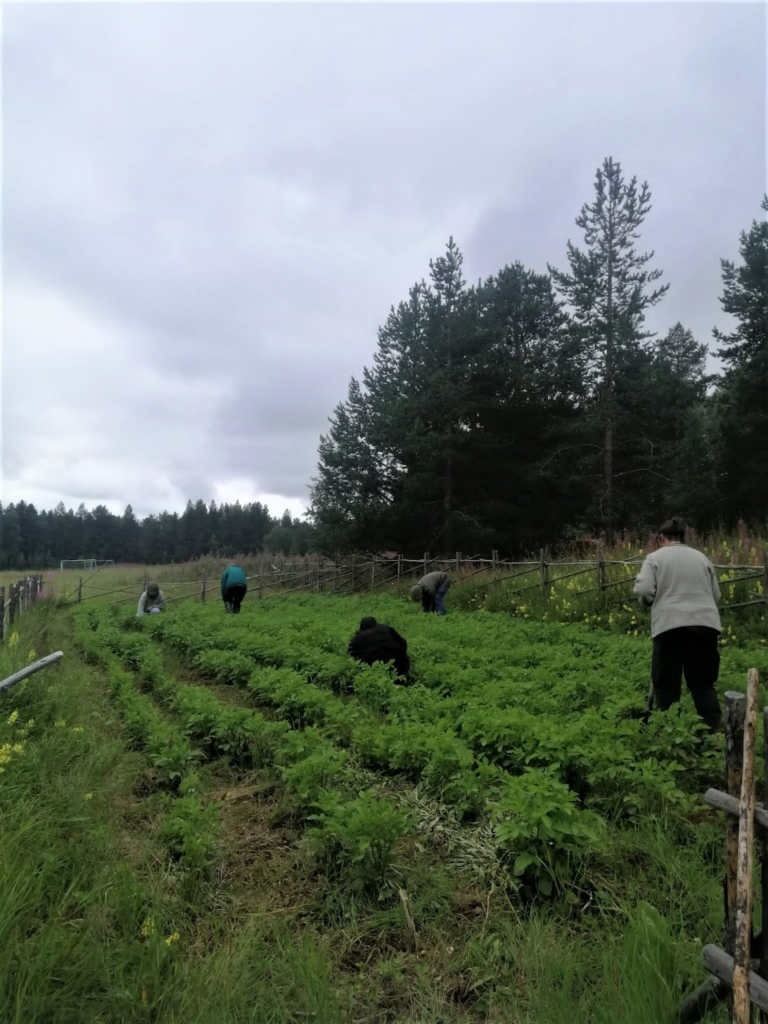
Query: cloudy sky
2 2 765 521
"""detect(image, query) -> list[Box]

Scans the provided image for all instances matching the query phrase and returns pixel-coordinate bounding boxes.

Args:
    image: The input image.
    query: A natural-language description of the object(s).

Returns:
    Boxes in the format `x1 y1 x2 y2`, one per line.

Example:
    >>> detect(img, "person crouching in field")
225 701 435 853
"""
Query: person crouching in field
410 570 451 615
348 616 410 679
221 564 248 614
634 517 722 732
137 582 166 617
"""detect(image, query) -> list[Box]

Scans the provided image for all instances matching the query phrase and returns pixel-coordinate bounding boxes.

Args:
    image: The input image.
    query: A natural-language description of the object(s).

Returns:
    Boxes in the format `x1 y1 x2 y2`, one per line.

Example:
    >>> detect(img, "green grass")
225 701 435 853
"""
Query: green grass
1 594 762 1021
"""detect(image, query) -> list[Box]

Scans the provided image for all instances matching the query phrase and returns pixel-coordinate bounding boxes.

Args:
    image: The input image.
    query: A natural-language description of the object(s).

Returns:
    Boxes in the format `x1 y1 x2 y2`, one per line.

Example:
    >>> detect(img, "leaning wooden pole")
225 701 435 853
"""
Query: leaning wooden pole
733 669 760 1024
725 690 748 988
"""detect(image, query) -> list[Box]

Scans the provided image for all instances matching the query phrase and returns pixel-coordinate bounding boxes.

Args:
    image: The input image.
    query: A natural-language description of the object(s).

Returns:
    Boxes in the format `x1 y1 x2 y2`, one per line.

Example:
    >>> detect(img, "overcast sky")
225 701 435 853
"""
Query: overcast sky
2 2 765 521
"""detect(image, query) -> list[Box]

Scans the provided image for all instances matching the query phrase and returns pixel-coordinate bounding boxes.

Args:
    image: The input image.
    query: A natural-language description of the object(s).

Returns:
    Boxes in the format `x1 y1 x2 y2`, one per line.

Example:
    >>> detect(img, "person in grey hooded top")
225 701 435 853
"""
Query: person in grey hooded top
633 518 722 732
410 571 450 615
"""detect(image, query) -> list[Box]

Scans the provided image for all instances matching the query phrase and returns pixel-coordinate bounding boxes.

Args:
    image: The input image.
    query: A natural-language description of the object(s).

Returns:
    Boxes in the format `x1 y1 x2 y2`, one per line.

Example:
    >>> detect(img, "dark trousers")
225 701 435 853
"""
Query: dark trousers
652 626 721 731
223 584 247 614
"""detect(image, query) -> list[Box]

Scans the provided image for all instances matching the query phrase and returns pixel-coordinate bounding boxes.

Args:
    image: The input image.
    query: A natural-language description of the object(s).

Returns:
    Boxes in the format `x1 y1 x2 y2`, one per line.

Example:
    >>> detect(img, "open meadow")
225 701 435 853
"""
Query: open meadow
0 583 766 1023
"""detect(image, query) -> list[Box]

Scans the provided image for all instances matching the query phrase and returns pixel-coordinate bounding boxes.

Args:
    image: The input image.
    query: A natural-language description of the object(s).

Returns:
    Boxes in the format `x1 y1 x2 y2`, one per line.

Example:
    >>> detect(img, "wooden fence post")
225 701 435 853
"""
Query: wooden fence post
200 571 206 603
423 552 429 577
259 562 264 599
369 557 376 590
352 554 357 593
78 577 83 604
724 690 747 993
596 543 606 594
764 556 768 609
455 551 461 576
143 570 147 591
540 549 548 600
334 560 339 591
0 587 4 645
733 669 760 1023
397 554 402 589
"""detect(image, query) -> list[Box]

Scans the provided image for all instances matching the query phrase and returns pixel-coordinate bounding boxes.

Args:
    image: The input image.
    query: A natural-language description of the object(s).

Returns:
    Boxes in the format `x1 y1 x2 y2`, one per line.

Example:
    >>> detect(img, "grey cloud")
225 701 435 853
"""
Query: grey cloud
2 2 765 514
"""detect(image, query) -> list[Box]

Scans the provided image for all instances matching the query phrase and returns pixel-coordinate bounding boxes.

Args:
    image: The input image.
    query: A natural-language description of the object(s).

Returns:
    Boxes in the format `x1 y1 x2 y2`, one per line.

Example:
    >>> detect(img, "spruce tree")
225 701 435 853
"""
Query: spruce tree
549 157 668 533
714 197 768 523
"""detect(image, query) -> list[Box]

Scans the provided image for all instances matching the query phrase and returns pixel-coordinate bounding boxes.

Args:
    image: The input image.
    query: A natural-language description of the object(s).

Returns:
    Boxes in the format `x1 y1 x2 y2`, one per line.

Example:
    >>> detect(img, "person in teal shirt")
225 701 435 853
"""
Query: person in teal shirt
220 564 248 614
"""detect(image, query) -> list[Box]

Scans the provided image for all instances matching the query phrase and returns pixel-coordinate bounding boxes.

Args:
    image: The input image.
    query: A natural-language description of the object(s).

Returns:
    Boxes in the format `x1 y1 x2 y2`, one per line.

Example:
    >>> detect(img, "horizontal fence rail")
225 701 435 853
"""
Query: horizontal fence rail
43 551 768 616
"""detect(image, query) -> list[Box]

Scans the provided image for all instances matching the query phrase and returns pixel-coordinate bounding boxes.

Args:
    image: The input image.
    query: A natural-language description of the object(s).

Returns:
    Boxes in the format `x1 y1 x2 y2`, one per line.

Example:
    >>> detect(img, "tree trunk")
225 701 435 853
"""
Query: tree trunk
444 318 454 553
603 211 615 536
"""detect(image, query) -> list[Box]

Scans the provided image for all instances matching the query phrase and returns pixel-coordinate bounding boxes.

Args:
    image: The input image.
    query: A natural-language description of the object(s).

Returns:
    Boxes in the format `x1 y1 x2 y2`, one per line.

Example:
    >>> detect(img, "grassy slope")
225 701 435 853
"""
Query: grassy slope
3 597 761 1022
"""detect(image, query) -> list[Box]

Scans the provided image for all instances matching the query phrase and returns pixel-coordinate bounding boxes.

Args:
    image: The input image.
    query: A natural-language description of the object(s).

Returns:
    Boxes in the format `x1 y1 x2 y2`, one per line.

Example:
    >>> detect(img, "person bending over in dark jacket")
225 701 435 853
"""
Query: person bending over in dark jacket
348 616 410 679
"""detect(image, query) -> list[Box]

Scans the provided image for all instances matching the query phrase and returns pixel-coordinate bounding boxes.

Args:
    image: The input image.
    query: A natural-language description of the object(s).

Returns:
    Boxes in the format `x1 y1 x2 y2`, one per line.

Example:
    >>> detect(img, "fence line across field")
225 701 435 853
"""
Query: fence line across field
51 550 768 617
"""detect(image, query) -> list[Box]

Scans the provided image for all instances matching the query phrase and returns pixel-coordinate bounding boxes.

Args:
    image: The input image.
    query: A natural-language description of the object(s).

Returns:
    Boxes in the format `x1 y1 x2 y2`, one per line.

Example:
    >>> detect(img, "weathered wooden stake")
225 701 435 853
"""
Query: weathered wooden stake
423 552 429 577
596 543 605 593
259 562 264 599
397 554 402 588
399 889 419 953
370 557 376 590
77 577 83 604
0 587 5 645
351 554 357 593
733 669 760 1023
540 549 548 599
200 570 206 603
726 691 748 973
455 551 461 575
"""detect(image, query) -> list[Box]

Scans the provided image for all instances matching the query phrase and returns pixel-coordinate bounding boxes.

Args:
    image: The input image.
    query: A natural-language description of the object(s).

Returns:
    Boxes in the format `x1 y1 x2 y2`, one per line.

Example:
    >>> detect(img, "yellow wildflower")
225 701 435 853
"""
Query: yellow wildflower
9 632 19 648
140 917 156 939
54 719 67 728
27 650 36 662
26 718 34 728
84 793 93 801
6 710 19 726
164 932 180 947
71 726 84 734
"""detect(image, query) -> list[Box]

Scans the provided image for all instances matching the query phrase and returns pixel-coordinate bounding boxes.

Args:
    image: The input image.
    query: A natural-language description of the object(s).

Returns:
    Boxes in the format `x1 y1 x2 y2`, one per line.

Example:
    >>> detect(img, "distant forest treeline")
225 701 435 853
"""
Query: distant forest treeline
309 157 768 555
3 159 766 570
0 501 314 570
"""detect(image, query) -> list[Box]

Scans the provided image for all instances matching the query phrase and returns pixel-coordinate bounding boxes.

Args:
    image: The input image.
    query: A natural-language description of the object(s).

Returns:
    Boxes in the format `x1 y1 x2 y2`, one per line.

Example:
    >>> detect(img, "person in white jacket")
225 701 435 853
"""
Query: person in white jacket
633 518 722 732
136 582 166 617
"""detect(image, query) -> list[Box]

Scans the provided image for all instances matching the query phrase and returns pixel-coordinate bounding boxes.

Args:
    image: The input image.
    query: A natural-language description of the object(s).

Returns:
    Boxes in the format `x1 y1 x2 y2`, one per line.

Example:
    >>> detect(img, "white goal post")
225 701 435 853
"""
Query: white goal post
59 559 115 572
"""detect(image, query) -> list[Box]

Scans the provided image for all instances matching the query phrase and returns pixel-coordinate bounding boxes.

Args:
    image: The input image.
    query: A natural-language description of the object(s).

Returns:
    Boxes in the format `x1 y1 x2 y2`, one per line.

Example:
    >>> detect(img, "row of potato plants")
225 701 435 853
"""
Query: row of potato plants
125 597 737 893
80 605 410 894
73 606 220 885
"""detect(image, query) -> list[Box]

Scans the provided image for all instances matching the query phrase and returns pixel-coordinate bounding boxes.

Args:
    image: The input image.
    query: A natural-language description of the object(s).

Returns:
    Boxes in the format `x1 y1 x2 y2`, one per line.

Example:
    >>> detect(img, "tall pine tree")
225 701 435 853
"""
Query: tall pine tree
549 157 668 533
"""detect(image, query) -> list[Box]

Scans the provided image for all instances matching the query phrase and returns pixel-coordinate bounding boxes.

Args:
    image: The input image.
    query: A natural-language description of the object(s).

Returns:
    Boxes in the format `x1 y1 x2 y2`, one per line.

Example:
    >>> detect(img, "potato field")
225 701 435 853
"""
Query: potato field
1 593 767 1023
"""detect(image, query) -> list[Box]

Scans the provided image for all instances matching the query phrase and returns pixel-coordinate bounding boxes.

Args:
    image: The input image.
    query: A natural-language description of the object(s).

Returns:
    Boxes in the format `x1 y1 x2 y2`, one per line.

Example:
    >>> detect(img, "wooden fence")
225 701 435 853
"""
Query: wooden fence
680 670 767 1023
62 551 768 615
0 575 45 647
